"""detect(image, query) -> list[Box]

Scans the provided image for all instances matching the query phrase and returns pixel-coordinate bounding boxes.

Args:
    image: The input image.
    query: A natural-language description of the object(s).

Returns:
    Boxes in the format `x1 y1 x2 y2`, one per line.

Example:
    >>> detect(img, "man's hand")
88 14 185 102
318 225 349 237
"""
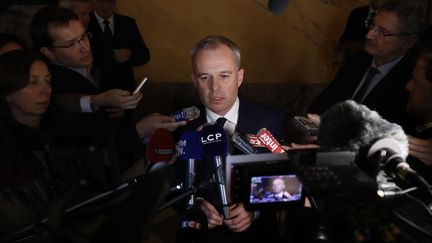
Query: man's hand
92 89 142 109
408 136 432 166
135 113 186 139
196 198 223 229
305 113 321 143
223 203 253 232
113 48 132 63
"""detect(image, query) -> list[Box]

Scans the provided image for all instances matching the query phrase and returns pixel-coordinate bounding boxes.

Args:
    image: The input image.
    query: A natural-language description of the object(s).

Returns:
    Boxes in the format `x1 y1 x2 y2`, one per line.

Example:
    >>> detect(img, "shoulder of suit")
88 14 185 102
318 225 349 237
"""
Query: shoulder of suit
113 13 135 22
240 97 283 116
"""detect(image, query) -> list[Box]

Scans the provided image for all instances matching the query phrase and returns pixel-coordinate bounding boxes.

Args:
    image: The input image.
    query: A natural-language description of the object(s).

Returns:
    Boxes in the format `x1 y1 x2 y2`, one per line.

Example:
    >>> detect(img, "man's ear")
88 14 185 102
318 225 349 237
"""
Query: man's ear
40 47 56 61
237 68 244 87
404 35 419 50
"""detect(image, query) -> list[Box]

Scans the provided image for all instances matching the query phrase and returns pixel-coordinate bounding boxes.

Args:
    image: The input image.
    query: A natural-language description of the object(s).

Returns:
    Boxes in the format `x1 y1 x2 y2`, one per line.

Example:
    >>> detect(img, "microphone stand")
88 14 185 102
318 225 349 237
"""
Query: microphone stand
158 180 211 212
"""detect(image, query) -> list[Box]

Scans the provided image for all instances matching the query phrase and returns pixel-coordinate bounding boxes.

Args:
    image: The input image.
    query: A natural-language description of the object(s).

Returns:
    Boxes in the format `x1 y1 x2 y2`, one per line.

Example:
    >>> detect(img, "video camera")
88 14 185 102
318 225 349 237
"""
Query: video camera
225 149 368 211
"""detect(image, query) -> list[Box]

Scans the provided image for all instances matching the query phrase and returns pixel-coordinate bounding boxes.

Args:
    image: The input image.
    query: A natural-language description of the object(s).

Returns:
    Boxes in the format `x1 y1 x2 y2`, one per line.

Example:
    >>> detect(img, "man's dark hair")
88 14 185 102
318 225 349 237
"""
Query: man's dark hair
0 33 26 50
29 6 79 50
380 0 426 36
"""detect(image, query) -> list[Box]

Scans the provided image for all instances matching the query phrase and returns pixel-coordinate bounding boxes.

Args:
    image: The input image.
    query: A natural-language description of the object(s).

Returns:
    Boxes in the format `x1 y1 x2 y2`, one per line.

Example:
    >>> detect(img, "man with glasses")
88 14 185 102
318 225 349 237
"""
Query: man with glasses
308 0 425 133
29 6 184 143
88 0 150 91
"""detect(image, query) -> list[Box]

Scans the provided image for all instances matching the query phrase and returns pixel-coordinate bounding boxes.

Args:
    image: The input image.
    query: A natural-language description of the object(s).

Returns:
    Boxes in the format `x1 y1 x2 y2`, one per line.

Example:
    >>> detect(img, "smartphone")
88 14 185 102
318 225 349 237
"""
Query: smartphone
292 116 319 136
132 77 148 95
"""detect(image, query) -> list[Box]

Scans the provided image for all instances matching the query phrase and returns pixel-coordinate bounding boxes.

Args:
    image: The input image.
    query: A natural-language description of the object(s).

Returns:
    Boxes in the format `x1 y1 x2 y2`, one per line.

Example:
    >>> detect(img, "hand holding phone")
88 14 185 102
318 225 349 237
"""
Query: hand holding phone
292 116 319 136
133 77 148 95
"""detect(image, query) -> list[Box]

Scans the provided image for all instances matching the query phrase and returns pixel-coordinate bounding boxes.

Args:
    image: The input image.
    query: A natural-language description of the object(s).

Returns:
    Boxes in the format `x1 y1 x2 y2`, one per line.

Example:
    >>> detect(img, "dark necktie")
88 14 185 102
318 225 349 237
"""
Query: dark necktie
352 67 380 103
103 19 114 43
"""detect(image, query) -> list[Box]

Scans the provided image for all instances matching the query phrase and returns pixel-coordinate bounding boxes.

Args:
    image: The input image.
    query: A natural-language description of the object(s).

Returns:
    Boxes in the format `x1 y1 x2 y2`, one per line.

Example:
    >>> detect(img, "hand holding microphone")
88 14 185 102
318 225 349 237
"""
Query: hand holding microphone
135 113 187 139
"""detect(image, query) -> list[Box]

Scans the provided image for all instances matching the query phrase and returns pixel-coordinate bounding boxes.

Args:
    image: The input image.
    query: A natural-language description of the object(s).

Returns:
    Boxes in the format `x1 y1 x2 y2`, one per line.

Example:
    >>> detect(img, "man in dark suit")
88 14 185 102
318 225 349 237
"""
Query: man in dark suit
30 6 185 167
88 0 150 91
176 35 286 243
309 0 425 133
405 41 432 183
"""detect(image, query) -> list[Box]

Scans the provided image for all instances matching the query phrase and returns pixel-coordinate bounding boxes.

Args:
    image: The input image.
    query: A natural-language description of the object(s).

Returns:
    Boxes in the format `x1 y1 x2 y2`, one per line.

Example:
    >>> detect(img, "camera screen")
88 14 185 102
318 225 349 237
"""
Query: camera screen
249 174 302 204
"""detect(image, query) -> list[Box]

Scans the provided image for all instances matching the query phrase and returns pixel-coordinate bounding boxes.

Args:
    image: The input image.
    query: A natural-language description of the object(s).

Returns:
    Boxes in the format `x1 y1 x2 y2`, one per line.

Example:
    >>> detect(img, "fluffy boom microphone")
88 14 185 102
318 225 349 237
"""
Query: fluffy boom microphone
200 124 230 219
318 100 431 191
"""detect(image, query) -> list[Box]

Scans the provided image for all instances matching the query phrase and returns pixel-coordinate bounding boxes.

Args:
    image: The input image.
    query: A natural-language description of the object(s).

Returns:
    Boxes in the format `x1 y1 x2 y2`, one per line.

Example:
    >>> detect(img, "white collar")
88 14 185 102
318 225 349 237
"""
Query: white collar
94 11 114 32
206 97 239 125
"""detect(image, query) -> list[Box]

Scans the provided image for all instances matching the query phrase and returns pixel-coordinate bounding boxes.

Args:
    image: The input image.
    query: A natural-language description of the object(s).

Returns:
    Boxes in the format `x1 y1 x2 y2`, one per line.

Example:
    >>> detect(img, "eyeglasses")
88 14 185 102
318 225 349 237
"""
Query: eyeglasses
51 32 92 49
368 23 415 38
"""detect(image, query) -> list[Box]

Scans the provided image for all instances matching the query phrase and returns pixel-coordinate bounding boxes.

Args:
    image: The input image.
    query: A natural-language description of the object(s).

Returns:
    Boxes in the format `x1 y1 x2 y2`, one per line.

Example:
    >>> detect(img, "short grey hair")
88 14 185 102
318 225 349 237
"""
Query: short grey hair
190 35 241 70
380 0 426 36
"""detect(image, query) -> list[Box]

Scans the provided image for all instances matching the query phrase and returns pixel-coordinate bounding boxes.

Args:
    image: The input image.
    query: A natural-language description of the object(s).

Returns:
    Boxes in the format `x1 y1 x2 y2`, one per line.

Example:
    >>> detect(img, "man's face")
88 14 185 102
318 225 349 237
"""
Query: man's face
92 0 116 19
272 178 285 194
46 20 92 68
365 11 412 65
72 2 92 28
191 45 243 116
406 57 432 122
7 60 52 120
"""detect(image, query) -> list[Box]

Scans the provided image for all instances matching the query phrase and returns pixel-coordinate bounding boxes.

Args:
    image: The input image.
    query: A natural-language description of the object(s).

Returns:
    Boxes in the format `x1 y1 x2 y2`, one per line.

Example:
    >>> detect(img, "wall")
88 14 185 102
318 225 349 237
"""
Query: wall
118 0 368 84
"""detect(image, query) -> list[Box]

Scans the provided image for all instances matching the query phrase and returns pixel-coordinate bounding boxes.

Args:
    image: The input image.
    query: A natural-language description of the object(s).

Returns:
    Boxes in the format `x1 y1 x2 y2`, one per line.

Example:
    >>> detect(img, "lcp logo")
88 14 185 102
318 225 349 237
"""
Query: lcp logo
201 133 223 145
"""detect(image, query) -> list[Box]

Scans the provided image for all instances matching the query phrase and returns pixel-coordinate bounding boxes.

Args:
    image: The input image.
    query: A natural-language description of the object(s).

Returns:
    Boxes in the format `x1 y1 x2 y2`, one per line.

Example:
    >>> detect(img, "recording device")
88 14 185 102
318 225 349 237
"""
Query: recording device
215 117 258 154
318 100 430 191
146 128 177 165
200 124 230 219
132 77 148 95
171 106 200 122
225 153 305 210
178 130 203 206
256 128 285 153
292 116 319 136
232 132 258 154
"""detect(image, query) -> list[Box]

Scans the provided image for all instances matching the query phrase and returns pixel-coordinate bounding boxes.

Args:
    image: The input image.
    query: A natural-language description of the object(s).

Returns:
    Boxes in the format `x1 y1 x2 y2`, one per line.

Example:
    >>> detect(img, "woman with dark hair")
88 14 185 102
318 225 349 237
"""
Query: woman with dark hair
0 50 56 239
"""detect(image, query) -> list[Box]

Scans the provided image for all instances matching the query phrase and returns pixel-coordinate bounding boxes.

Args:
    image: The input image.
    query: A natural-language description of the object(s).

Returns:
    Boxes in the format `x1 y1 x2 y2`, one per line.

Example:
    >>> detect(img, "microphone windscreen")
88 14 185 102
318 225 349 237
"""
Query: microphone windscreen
268 0 291 14
319 100 408 159
171 106 200 122
200 124 228 158
178 130 203 160
176 206 208 243
146 128 176 164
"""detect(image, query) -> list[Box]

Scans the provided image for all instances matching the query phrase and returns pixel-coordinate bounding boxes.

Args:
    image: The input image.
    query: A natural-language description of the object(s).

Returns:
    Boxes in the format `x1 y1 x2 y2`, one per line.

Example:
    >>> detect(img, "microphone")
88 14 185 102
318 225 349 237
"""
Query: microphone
232 132 258 154
146 128 177 165
176 206 208 243
256 128 285 153
200 124 230 219
268 0 291 14
171 106 200 122
178 130 203 207
215 117 257 154
319 100 431 191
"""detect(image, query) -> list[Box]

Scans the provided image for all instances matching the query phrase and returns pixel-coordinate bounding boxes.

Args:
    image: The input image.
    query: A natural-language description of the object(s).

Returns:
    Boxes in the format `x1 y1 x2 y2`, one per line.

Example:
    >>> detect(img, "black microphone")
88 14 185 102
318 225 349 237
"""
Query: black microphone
178 130 203 207
268 0 291 14
200 124 230 219
232 132 258 154
318 100 431 191
216 117 257 154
